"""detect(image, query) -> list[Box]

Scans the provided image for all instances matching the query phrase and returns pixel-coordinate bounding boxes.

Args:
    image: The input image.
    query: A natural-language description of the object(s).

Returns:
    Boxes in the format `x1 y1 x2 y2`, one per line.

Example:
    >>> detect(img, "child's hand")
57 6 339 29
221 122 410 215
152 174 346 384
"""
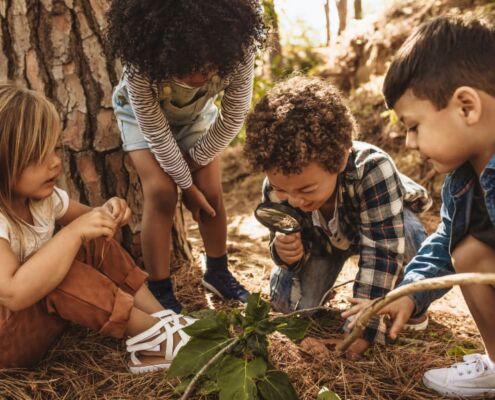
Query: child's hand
66 207 119 242
377 296 416 340
103 197 132 227
274 232 304 266
342 297 375 329
342 335 371 360
182 184 216 222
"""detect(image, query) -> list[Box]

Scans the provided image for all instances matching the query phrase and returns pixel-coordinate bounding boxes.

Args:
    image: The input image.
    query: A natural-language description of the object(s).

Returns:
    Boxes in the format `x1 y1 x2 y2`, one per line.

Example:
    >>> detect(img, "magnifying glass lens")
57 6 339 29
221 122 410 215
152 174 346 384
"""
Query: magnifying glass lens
255 204 302 233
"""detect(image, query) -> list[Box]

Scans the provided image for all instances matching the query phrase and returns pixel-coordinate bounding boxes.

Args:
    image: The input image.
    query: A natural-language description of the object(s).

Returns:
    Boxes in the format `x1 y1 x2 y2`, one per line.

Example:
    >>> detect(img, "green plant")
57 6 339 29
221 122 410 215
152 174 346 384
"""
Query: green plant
168 293 311 400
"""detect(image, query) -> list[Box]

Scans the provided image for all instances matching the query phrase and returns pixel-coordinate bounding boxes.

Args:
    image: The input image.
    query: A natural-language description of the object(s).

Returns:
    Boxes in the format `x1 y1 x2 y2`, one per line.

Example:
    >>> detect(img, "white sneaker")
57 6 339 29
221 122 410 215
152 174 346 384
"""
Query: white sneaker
423 353 495 398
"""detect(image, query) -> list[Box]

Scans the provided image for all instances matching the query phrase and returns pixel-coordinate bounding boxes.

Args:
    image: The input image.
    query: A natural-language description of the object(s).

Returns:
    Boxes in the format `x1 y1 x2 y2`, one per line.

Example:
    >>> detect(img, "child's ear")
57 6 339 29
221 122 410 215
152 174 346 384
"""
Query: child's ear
451 86 482 125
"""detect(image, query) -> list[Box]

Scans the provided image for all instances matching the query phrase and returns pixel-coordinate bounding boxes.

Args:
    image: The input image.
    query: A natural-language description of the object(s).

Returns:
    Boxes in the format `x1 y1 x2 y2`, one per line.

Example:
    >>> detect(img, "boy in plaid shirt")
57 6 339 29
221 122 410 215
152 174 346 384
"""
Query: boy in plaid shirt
244 76 431 357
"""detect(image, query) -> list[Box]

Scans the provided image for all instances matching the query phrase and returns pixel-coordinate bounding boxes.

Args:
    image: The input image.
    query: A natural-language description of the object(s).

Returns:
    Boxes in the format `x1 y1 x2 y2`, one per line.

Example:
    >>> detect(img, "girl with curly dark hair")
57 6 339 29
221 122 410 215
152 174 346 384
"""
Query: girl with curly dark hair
107 0 266 312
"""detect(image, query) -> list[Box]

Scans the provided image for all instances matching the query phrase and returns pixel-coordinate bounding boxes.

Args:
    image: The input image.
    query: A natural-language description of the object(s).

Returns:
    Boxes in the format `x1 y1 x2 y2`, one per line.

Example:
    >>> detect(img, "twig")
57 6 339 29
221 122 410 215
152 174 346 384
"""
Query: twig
180 337 239 400
282 305 332 319
337 272 495 353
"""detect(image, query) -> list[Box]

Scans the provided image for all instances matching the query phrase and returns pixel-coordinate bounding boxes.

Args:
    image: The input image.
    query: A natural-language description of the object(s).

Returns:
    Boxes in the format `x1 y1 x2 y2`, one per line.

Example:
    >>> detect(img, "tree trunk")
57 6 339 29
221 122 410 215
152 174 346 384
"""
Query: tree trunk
0 0 193 265
337 0 348 35
324 0 331 46
262 0 282 80
354 0 362 20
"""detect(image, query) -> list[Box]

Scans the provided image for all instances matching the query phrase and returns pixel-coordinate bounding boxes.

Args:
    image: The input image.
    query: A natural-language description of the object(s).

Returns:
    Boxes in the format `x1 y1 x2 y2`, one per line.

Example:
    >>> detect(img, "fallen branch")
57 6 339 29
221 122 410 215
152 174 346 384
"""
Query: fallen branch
337 272 495 353
180 337 239 400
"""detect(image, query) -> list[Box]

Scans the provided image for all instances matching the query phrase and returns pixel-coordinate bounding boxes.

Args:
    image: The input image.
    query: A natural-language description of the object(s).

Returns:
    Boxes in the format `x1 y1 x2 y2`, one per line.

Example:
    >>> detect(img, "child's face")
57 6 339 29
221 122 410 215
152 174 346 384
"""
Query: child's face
266 162 340 212
13 150 62 202
175 69 218 88
394 89 477 174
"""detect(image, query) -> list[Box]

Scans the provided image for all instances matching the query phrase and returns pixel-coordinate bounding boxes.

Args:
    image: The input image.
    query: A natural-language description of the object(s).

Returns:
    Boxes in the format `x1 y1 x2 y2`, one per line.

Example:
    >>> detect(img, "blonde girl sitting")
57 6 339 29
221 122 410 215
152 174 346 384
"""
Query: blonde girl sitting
0 83 194 373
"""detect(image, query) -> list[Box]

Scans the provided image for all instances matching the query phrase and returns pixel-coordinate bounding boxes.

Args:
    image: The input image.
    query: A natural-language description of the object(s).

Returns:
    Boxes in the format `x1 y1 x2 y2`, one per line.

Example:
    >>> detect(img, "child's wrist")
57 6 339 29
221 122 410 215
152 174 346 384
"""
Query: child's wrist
62 224 84 247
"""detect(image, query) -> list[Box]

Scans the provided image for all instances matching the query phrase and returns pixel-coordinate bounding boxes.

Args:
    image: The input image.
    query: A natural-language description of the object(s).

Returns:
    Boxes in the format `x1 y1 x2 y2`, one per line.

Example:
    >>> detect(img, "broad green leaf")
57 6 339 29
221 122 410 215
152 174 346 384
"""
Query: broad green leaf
168 337 232 378
258 370 299 400
218 356 267 400
198 379 220 396
317 386 341 400
245 293 271 324
229 308 245 327
245 333 269 358
272 316 310 341
184 312 230 339
173 377 192 394
254 319 277 336
188 309 219 320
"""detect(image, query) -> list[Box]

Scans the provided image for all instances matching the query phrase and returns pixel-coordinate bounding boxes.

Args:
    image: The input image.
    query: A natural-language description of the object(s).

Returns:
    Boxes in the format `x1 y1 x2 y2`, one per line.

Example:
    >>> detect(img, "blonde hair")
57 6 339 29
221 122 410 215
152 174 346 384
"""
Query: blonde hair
0 83 60 259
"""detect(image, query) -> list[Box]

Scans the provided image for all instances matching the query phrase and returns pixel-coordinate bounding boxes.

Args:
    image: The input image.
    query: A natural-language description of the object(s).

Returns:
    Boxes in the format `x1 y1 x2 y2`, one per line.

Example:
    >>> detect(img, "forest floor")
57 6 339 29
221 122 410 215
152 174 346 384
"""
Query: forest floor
0 146 486 400
179 146 483 400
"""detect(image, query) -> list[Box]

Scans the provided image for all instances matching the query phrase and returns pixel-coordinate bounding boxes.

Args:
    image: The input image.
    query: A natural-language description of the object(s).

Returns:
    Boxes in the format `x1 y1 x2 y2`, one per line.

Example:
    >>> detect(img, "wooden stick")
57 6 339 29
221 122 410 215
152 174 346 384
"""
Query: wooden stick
180 337 239 400
337 272 495 353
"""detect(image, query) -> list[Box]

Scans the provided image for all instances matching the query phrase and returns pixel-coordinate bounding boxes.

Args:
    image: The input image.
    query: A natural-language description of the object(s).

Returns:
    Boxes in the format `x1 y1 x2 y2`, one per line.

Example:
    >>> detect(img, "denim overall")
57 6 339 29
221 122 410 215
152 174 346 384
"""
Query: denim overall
112 74 229 152
402 155 495 317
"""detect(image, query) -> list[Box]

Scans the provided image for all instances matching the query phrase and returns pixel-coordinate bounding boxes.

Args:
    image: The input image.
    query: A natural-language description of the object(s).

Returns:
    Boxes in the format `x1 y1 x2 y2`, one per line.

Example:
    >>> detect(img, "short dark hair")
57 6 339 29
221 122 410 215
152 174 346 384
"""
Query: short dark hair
244 76 356 175
106 0 266 82
383 15 495 109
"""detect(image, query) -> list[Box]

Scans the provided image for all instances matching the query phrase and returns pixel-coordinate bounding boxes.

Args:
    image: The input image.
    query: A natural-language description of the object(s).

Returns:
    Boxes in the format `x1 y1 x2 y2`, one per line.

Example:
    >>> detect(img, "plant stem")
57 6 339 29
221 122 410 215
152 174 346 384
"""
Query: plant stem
337 272 495 353
180 337 240 400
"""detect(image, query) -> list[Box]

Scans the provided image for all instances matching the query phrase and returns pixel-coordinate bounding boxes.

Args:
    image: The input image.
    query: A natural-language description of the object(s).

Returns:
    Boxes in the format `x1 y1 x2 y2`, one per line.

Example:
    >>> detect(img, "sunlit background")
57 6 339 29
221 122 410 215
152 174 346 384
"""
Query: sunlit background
274 0 395 46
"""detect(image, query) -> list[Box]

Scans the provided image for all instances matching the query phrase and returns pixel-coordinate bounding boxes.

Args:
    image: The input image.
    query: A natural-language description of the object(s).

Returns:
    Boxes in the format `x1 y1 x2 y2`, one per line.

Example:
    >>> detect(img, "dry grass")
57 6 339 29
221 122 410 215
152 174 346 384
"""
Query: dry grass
0 147 486 400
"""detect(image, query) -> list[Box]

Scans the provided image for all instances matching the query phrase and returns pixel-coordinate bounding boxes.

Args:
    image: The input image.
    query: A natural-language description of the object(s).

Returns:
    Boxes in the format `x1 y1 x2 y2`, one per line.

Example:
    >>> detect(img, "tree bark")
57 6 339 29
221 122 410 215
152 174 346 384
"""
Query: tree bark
354 0 362 20
262 0 282 80
0 0 192 265
337 0 348 35
324 0 331 46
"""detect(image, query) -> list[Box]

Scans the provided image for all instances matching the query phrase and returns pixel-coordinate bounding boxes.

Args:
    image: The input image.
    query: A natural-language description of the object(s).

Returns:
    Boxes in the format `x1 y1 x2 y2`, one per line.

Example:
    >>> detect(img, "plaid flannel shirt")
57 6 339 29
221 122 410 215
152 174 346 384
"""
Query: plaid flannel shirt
263 141 432 343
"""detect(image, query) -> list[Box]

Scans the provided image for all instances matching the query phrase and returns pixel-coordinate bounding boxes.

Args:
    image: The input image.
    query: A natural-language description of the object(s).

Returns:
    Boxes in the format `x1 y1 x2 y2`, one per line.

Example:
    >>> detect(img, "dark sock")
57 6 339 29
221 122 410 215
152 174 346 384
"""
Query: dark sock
148 278 182 313
148 277 173 293
206 254 228 270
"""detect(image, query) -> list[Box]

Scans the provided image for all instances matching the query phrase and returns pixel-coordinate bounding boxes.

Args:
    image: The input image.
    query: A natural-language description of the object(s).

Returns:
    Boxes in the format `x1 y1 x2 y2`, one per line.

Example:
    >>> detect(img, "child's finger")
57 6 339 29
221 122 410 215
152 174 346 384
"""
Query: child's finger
341 307 358 319
200 199 216 218
279 246 303 257
121 207 132 225
276 233 299 243
346 297 363 305
389 312 409 340
276 239 302 252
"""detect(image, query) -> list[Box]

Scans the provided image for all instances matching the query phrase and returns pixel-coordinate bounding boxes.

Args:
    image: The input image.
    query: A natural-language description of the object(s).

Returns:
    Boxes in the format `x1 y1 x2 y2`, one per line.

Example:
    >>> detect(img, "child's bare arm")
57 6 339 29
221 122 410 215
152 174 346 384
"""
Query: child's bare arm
0 208 118 311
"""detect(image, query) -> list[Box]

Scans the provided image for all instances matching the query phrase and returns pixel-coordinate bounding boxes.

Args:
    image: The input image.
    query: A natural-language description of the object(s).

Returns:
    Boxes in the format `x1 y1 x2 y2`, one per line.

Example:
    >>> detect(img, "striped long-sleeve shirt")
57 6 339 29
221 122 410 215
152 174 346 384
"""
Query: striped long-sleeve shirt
124 54 255 189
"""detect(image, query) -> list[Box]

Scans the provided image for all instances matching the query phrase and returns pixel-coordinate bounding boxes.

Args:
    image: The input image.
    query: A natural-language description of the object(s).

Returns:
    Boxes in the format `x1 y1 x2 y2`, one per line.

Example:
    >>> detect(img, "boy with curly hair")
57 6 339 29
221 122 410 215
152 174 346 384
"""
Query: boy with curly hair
107 1 266 311
245 76 431 356
366 16 495 397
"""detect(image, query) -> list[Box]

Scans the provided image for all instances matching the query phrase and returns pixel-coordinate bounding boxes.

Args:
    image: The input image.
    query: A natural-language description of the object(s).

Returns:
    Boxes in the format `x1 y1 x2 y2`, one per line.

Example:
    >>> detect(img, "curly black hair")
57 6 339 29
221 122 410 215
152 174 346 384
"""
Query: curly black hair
106 0 266 82
245 76 357 175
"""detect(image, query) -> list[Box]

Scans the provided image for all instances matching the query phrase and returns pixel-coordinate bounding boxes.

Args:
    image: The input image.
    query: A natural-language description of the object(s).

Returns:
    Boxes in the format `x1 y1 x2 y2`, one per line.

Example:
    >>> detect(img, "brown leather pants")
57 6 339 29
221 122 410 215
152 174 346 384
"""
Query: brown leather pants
0 237 148 368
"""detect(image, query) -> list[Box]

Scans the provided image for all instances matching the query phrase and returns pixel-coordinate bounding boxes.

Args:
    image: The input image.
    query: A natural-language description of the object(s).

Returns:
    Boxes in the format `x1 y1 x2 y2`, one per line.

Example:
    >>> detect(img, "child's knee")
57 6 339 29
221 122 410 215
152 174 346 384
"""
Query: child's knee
143 183 178 214
203 188 224 212
452 235 495 273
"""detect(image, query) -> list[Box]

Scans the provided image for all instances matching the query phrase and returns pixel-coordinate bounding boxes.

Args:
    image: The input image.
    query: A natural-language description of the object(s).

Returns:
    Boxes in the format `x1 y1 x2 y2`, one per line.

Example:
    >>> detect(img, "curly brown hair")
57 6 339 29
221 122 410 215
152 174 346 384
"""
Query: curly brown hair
245 76 356 175
106 0 266 82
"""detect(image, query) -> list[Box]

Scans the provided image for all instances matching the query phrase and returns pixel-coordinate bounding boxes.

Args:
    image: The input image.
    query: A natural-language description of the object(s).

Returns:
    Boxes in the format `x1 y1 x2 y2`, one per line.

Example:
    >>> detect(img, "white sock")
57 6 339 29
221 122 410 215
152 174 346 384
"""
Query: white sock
483 354 495 370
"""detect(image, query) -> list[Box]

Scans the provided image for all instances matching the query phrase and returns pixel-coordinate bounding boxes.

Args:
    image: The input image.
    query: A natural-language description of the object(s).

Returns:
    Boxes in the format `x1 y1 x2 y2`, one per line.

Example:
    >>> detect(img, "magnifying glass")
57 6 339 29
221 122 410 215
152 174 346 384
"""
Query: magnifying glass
254 202 305 234
254 201 329 260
